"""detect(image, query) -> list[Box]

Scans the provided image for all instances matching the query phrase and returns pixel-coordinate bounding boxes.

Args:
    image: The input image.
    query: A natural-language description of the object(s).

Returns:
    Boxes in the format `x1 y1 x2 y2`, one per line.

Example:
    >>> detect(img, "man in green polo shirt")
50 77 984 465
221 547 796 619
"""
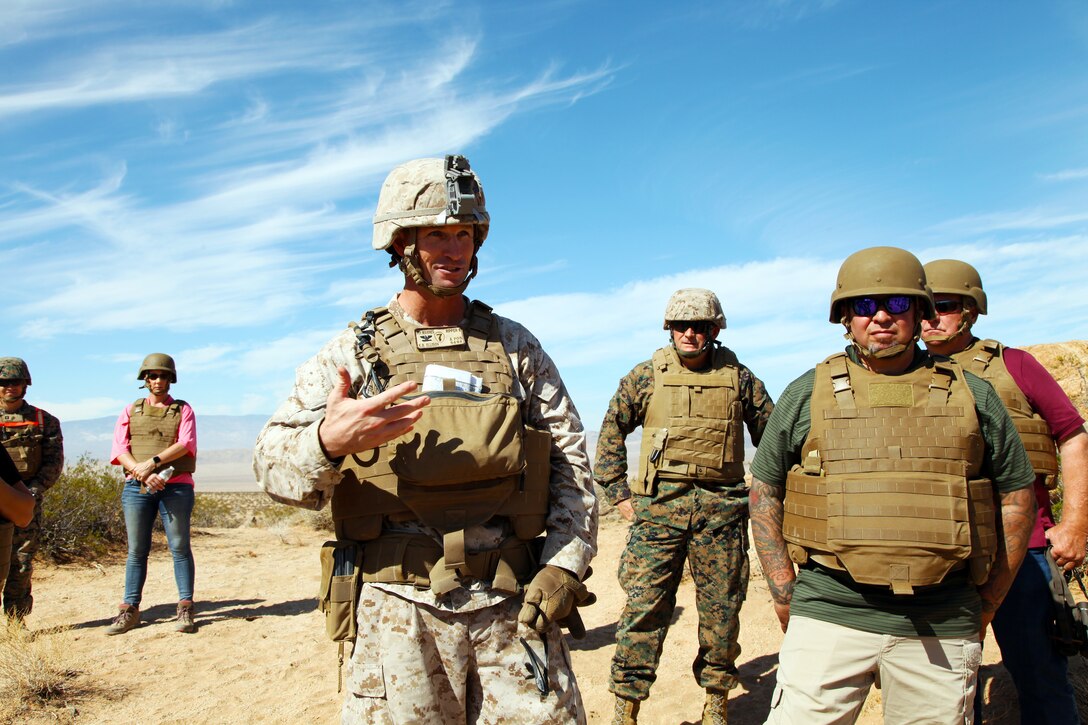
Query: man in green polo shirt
750 246 1035 724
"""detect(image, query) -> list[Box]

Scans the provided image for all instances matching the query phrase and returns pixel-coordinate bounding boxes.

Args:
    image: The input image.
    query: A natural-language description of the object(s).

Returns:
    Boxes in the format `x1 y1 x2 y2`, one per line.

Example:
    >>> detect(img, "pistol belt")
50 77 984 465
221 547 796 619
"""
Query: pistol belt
359 532 539 596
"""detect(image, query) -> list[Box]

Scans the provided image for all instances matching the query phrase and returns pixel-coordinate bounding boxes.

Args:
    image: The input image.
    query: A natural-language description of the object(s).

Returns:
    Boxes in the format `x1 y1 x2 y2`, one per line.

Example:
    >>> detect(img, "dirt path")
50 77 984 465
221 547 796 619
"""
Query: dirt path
23 512 1019 724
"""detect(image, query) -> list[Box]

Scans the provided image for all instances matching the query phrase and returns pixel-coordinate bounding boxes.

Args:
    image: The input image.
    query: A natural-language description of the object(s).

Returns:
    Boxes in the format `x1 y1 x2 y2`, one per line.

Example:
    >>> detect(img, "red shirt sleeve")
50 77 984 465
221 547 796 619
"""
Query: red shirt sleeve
1002 348 1085 442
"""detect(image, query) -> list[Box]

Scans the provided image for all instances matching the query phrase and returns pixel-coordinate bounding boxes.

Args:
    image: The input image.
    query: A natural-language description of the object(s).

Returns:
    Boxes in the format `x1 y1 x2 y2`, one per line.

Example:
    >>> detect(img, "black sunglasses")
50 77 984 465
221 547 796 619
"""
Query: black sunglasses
145 372 171 381
669 321 713 335
933 299 964 314
850 296 913 317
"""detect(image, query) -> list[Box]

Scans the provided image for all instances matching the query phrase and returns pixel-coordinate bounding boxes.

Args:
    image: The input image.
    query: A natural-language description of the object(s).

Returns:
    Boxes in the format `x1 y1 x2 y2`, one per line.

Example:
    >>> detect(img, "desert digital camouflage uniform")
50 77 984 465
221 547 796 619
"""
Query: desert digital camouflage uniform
595 351 773 701
254 297 596 724
0 361 64 618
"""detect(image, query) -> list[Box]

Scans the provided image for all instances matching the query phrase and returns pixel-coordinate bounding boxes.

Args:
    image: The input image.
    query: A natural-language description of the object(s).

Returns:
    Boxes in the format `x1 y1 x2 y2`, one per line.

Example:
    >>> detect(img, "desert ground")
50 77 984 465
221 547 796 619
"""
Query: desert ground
12 503 1038 725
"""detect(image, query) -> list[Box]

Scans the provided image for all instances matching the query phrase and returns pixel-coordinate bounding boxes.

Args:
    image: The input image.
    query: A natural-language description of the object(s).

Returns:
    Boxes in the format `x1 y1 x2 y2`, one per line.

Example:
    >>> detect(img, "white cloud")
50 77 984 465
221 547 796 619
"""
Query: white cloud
37 396 128 422
1038 167 1088 182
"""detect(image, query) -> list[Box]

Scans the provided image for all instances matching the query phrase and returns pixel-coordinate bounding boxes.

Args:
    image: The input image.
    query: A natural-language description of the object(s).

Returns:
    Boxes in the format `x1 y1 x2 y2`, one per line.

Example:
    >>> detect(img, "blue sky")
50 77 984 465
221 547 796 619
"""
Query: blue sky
3 0 1087 433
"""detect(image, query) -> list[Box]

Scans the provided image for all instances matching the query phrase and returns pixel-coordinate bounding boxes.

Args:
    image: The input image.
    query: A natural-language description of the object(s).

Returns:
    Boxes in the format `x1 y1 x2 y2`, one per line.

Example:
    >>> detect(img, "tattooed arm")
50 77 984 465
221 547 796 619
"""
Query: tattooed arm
751 476 795 632
977 487 1034 633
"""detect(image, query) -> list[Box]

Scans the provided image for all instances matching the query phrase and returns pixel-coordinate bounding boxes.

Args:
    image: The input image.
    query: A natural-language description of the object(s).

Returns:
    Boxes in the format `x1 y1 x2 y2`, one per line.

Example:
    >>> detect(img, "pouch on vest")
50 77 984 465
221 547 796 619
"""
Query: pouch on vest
318 540 362 643
388 391 524 531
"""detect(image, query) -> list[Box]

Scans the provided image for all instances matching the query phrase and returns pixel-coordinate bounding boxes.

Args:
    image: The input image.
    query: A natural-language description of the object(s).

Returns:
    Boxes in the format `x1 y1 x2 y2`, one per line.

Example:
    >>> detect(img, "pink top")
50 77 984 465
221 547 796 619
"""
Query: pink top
1000 346 1086 548
110 395 198 486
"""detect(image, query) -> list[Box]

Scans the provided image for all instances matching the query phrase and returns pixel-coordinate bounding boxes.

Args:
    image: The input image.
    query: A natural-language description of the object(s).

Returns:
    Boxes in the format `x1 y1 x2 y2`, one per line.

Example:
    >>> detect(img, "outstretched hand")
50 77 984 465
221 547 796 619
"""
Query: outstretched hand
318 367 430 459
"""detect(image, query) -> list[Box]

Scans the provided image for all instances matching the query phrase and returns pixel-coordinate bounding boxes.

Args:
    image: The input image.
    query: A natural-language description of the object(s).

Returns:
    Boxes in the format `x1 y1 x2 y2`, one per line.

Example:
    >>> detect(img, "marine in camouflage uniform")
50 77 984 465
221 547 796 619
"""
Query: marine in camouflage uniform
595 290 773 725
0 357 64 619
253 155 597 724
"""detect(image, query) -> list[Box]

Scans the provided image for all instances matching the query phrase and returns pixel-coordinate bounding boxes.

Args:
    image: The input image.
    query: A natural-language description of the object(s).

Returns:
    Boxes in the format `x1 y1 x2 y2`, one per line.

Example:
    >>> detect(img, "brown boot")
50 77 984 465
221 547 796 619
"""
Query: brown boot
612 696 640 725
702 690 728 725
105 604 140 635
175 600 196 633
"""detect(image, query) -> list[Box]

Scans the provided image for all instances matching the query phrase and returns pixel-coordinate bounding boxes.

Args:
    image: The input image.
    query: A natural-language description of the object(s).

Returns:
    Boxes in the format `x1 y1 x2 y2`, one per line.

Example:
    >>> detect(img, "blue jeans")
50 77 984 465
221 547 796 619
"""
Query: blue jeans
990 548 1078 724
121 481 195 605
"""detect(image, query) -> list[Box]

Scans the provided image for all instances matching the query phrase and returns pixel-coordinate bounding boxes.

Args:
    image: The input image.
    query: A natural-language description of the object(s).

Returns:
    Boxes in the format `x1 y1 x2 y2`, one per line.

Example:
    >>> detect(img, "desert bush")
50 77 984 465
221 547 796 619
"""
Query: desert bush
40 455 126 563
0 619 116 722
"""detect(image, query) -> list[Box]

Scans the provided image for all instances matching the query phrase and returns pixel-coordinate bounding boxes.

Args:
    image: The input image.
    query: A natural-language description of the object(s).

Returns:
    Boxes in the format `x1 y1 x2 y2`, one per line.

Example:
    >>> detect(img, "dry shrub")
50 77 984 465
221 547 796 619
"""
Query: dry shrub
40 455 126 563
0 620 120 722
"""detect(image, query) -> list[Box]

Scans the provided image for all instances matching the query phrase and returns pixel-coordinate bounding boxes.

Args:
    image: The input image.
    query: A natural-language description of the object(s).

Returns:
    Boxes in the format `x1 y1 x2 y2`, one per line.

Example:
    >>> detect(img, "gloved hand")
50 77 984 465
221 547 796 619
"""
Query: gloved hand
518 565 596 639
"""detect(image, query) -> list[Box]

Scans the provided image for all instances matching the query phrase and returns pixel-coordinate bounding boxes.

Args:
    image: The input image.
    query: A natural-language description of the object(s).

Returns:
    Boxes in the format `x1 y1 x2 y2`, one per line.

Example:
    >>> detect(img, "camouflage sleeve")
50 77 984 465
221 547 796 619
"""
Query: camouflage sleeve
252 328 363 510
738 365 775 447
504 319 598 579
27 410 64 494
593 361 652 505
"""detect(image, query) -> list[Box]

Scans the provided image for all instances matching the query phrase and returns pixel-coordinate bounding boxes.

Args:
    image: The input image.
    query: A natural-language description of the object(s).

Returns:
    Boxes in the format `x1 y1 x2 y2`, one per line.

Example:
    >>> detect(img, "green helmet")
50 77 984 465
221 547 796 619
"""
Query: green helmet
0 357 31 384
372 155 489 298
138 353 177 383
662 288 726 330
923 259 987 314
829 246 935 323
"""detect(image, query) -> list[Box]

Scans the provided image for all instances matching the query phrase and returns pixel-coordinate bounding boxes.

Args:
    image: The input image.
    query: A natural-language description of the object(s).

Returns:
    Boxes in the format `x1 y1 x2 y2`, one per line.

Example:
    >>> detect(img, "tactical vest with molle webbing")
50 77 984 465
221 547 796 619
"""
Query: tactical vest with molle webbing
0 405 44 478
635 345 746 496
953 339 1060 489
332 301 551 595
128 399 196 474
782 353 997 595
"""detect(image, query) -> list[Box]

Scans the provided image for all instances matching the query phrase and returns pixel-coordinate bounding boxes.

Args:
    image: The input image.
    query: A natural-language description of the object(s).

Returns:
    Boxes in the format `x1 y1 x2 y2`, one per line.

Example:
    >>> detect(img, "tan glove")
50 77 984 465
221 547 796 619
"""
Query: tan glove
518 565 596 639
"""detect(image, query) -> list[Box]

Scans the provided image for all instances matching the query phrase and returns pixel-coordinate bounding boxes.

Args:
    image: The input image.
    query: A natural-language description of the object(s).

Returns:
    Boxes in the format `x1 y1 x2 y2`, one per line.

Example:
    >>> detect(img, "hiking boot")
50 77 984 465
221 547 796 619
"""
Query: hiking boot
702 690 728 725
175 600 196 633
105 604 140 635
612 696 640 725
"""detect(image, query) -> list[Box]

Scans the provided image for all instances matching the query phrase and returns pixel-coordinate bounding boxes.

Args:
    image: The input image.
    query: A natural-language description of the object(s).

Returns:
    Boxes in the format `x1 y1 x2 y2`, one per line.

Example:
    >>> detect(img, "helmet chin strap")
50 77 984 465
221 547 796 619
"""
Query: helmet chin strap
920 317 971 344
396 229 481 298
672 336 717 359
841 318 919 360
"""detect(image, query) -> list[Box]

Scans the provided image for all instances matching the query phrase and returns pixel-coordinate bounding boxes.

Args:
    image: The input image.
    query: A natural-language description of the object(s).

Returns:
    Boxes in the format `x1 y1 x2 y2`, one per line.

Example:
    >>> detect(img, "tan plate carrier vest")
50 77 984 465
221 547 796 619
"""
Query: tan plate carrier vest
635 346 746 496
782 353 997 594
129 399 196 474
954 339 1059 488
333 302 551 595
0 406 44 478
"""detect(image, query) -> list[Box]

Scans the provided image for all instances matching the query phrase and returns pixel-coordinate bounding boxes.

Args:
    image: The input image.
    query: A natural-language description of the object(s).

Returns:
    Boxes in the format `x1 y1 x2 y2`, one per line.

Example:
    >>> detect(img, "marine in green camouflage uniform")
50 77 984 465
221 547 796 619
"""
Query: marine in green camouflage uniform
595 290 773 725
0 357 64 618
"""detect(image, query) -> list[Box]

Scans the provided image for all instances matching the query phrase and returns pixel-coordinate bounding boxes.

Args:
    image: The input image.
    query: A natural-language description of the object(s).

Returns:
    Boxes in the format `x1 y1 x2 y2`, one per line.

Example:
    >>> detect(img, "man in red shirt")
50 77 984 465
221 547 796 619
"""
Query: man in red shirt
922 259 1088 724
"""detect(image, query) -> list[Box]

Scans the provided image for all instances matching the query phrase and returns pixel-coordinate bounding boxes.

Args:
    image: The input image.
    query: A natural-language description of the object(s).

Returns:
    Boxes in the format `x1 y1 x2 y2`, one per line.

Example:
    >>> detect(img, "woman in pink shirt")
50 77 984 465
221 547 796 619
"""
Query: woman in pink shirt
105 353 198 636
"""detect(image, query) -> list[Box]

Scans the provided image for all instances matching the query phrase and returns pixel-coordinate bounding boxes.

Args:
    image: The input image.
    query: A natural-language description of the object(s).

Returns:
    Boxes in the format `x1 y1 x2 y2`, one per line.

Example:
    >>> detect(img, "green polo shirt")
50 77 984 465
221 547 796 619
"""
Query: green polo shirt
750 347 1035 637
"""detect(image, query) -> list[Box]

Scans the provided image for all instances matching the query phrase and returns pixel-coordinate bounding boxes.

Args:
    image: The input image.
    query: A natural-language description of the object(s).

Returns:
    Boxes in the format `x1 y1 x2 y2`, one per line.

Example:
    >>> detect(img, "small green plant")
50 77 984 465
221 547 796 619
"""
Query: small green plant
40 455 127 563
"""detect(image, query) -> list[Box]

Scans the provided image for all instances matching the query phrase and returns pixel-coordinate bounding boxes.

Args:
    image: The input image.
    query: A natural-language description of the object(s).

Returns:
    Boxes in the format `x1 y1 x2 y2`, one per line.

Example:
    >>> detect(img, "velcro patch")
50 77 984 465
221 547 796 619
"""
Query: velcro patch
415 327 466 349
868 383 914 407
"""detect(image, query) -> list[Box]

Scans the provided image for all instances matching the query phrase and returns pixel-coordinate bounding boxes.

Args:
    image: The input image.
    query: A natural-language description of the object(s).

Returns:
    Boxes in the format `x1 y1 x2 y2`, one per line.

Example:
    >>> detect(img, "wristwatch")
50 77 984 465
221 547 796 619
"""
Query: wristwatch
153 455 162 465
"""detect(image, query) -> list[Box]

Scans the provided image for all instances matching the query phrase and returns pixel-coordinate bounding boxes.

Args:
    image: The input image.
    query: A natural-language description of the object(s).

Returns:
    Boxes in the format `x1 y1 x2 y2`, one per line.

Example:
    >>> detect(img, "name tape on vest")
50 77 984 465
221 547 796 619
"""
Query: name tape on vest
415 327 466 350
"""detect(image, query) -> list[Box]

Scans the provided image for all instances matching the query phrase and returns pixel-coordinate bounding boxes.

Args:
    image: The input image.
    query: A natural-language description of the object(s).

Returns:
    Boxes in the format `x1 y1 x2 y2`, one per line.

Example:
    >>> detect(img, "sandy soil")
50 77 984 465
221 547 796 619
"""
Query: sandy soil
23 511 1024 724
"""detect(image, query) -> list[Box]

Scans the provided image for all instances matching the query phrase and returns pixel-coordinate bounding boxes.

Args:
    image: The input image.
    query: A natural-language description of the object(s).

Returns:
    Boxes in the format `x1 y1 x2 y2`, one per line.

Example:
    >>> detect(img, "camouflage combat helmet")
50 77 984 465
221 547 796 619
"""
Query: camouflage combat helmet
923 259 988 314
0 357 31 384
830 246 935 322
372 154 489 297
662 289 726 330
138 353 177 383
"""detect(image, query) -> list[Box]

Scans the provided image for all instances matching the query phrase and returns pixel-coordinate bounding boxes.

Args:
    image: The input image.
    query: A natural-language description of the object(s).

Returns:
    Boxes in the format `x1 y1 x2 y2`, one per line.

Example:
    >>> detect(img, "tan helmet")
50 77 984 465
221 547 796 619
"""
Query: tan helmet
138 353 177 383
662 289 726 330
0 357 31 384
372 155 488 298
829 246 935 322
372 155 489 251
923 259 987 314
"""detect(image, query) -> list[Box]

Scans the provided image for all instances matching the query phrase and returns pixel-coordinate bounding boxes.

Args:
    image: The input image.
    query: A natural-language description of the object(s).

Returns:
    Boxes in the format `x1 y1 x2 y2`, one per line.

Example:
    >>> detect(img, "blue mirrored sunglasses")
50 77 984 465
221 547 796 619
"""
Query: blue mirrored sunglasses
850 295 913 317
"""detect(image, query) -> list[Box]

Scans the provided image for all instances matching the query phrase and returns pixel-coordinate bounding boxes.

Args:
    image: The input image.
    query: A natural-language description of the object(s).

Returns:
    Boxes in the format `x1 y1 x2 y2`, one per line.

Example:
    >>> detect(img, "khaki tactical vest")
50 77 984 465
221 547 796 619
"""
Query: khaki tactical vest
332 302 551 593
782 353 996 594
128 399 196 474
953 339 1059 488
635 346 746 495
0 406 44 478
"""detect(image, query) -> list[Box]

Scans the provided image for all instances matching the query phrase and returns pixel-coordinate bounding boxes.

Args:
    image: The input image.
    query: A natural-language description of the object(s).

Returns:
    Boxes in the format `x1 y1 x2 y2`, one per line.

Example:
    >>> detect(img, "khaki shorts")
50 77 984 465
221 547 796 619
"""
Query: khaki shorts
765 616 981 725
